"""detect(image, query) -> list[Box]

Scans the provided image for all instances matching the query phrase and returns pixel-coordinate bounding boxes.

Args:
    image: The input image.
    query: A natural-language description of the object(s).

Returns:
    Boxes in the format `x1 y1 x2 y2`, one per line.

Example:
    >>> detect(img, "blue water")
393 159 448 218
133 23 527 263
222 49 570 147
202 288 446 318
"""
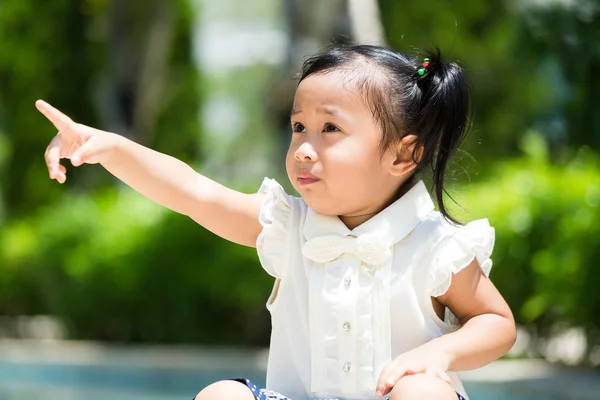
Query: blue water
0 362 568 400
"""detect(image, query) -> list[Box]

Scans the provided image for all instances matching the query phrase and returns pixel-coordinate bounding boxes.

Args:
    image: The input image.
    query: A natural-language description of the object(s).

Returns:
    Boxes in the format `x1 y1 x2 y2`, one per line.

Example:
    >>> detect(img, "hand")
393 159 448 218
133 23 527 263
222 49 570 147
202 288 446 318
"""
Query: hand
37 100 119 183
376 344 452 397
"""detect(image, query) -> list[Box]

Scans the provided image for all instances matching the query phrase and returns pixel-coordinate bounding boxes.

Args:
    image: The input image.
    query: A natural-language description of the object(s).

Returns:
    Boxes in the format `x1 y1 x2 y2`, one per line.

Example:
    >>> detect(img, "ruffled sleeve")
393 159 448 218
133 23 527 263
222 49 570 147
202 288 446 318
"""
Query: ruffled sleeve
256 178 295 279
428 219 495 298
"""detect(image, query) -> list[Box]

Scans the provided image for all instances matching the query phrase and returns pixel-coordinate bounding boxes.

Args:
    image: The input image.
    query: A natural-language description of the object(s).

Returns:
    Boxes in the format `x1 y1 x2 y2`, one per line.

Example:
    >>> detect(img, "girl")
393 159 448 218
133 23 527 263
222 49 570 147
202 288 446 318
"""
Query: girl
38 45 516 400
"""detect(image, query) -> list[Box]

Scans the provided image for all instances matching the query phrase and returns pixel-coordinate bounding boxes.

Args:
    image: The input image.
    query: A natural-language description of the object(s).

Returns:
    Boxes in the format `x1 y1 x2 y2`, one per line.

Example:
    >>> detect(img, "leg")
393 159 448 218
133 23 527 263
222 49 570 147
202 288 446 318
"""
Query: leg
194 380 256 400
389 373 458 400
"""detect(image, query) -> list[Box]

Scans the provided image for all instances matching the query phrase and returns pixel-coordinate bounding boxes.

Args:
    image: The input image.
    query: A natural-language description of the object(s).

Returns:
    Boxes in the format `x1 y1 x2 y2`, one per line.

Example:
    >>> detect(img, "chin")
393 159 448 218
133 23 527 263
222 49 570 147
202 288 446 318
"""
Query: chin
301 195 342 216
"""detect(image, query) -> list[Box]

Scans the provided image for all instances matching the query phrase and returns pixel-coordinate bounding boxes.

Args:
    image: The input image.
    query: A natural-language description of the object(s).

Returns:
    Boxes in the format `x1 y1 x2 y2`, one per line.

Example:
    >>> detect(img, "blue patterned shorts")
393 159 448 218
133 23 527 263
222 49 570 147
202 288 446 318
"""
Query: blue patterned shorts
229 377 467 400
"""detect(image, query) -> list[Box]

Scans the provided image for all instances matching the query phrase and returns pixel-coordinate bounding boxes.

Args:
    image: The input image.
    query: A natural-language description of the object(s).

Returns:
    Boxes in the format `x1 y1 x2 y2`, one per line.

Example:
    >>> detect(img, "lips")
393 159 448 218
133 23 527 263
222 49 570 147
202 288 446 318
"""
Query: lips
296 171 320 186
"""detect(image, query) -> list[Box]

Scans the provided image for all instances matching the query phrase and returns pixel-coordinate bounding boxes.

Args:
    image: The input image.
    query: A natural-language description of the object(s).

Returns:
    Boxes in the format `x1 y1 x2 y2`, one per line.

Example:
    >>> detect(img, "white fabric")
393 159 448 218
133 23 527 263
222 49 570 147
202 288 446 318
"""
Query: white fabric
302 234 392 265
428 219 495 297
256 178 495 400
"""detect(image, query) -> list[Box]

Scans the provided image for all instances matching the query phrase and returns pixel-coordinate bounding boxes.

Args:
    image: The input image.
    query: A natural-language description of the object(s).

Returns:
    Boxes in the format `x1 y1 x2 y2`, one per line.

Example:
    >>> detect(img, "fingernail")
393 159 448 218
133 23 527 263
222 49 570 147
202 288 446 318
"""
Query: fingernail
72 156 80 165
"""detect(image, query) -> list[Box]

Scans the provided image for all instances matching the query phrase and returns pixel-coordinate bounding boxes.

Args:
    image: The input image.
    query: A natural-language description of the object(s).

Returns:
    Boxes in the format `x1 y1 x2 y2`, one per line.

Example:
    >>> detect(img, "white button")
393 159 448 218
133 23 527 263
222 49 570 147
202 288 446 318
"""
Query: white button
343 322 351 332
343 362 351 372
344 276 351 287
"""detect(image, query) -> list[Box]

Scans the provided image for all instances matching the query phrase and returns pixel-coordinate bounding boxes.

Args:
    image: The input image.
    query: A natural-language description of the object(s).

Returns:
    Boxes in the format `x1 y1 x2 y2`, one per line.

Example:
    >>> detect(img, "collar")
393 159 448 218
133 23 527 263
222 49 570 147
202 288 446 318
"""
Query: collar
302 180 435 245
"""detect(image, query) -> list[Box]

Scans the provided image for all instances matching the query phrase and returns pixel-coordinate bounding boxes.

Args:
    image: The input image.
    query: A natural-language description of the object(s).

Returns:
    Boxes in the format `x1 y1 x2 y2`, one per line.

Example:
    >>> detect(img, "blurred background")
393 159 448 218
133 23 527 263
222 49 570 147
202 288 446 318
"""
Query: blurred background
0 0 599 399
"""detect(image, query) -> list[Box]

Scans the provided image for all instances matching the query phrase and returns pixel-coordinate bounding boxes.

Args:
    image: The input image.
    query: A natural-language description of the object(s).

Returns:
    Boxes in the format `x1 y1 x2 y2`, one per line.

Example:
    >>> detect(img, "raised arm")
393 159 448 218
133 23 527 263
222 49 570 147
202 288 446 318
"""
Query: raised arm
37 100 264 247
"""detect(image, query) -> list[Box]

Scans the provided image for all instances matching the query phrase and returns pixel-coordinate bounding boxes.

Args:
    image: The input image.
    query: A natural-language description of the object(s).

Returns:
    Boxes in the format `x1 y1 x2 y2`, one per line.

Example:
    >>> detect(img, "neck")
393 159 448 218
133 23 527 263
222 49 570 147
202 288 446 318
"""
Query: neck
337 176 417 230
338 211 379 230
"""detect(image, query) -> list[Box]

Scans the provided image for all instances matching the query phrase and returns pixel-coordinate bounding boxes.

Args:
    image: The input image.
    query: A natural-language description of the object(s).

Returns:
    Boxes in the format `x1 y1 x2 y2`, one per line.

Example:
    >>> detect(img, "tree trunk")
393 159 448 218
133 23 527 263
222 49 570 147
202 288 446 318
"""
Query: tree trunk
347 0 385 45
104 0 176 146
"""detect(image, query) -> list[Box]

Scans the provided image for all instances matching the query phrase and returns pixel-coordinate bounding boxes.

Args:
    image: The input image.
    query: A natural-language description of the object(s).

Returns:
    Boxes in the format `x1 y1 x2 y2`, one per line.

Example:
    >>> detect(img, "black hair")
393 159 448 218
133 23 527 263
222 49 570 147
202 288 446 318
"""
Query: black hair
298 44 470 224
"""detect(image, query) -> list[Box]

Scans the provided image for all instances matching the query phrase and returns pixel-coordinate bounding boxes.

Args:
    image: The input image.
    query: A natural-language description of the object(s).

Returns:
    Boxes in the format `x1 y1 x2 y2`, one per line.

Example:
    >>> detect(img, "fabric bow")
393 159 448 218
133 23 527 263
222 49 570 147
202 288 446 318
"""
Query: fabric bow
302 235 392 265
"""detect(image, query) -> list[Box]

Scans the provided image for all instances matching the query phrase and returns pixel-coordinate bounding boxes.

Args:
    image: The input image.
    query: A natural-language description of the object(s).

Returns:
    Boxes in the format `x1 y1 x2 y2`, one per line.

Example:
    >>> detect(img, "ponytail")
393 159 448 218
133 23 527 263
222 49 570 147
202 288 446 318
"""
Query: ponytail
412 49 471 223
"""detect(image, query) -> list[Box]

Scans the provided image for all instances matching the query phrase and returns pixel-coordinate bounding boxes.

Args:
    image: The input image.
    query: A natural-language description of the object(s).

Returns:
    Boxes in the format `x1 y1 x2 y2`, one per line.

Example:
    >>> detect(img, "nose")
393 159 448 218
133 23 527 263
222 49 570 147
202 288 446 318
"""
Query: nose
294 141 318 162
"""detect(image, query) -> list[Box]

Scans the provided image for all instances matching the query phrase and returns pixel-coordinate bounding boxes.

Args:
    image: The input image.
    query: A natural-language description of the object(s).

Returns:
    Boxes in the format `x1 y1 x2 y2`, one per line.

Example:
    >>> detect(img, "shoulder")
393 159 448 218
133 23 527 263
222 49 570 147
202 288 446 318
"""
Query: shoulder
256 178 306 278
415 211 495 297
413 211 494 249
257 178 308 229
258 178 306 211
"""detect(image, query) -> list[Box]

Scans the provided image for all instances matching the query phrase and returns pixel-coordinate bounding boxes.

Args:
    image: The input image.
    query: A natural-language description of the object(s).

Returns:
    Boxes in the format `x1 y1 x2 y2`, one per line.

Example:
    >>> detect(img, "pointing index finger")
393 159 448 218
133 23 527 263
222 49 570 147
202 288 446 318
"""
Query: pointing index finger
35 100 73 130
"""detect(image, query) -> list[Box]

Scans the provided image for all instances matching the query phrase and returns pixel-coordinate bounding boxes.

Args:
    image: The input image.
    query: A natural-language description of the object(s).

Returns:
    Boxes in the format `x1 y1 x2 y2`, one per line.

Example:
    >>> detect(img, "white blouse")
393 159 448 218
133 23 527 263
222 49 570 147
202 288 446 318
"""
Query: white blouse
256 178 494 400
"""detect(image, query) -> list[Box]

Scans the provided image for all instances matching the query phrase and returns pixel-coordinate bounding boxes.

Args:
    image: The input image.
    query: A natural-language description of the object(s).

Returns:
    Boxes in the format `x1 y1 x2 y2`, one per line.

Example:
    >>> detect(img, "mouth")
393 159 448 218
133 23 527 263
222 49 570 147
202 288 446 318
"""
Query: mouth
296 171 320 186
298 177 320 185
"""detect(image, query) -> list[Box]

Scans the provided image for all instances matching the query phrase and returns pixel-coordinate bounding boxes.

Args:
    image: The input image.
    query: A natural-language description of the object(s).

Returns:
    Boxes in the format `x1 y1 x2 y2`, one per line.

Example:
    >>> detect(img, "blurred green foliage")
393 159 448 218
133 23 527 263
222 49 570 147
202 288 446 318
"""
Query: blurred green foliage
379 0 545 159
0 0 200 218
0 0 100 217
378 0 600 159
451 133 600 352
0 185 272 344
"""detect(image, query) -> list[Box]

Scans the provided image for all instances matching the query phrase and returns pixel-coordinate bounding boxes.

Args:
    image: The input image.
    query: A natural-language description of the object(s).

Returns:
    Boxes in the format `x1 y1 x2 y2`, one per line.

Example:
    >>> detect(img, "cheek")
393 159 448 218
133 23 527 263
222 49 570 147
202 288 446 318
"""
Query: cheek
326 139 384 179
285 143 297 181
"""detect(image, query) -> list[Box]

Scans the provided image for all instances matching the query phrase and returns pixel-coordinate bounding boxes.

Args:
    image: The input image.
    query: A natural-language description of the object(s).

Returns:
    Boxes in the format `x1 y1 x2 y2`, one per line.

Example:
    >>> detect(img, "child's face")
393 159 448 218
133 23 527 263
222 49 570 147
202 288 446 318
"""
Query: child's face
286 70 406 220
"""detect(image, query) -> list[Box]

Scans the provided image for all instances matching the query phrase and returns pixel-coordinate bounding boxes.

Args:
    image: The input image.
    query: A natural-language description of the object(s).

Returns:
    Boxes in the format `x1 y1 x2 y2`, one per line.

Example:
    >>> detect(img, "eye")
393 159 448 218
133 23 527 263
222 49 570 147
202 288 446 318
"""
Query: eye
292 122 306 133
324 123 340 133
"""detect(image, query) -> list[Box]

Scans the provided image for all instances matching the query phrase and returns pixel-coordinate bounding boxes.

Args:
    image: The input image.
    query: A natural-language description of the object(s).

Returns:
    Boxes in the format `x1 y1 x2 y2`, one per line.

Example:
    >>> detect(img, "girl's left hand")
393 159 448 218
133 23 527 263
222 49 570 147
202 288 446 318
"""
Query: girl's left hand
375 344 452 397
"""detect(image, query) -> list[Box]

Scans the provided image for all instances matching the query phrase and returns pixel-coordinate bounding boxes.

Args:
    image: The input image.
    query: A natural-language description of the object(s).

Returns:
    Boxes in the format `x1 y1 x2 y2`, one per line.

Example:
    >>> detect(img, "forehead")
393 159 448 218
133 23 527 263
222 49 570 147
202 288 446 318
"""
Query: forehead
292 69 372 113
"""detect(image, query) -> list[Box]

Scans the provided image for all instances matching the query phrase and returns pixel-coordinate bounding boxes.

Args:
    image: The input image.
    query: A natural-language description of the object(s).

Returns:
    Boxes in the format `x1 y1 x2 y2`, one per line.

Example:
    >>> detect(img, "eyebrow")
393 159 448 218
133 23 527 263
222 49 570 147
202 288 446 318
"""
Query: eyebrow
290 105 343 118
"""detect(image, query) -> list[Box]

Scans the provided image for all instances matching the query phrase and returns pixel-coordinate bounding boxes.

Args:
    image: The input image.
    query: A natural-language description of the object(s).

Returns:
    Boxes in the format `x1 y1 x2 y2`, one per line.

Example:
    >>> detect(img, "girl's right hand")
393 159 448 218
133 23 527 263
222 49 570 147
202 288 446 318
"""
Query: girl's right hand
37 100 119 184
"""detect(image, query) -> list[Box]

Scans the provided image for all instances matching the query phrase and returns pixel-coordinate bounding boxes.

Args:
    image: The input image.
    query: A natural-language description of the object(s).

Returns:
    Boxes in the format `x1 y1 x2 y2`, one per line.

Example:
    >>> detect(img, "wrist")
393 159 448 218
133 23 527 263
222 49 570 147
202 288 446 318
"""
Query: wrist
100 132 125 168
426 337 455 370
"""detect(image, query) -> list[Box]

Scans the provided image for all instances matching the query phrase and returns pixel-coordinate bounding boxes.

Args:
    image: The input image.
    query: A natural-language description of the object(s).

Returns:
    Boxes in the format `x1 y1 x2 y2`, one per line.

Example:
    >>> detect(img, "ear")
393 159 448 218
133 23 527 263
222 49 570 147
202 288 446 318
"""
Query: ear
388 135 422 176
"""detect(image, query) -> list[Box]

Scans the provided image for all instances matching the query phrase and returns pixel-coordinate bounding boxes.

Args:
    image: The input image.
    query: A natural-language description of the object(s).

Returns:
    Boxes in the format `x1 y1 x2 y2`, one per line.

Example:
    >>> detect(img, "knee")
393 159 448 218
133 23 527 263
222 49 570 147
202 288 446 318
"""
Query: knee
389 373 457 400
194 380 254 400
